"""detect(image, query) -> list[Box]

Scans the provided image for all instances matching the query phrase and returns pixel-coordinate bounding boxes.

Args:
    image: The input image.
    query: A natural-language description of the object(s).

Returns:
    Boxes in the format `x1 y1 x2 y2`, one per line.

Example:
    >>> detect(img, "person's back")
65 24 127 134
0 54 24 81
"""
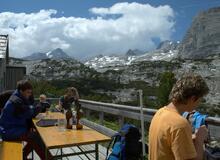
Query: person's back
149 107 196 160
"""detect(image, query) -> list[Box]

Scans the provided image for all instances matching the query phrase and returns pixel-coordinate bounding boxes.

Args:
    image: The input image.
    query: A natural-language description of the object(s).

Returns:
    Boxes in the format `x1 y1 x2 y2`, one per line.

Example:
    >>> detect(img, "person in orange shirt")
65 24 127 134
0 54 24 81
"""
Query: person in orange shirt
149 73 209 160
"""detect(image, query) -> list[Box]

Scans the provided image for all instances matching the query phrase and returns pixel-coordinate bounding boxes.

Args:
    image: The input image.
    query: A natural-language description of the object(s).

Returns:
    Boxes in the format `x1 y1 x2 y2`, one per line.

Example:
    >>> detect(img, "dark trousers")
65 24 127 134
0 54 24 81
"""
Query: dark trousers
19 130 52 160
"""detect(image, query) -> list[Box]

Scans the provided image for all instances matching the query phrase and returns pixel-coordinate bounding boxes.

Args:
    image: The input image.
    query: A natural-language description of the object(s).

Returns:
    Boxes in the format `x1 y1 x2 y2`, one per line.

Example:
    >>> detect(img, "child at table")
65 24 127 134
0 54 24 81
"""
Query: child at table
36 94 51 113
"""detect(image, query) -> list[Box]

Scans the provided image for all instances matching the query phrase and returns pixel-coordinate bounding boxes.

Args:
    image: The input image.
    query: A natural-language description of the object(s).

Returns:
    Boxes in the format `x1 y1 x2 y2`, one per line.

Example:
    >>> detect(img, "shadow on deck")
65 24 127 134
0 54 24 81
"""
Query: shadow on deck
30 144 107 160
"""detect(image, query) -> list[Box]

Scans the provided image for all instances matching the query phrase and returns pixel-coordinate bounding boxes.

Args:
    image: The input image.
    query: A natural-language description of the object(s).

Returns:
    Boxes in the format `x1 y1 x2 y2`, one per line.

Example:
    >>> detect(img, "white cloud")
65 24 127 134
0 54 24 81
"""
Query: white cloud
0 2 175 59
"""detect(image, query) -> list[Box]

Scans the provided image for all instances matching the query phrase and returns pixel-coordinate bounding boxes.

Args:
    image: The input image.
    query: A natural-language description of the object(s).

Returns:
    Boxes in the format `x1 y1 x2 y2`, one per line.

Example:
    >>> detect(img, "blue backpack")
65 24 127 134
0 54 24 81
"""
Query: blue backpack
106 124 142 160
183 111 220 160
182 111 207 133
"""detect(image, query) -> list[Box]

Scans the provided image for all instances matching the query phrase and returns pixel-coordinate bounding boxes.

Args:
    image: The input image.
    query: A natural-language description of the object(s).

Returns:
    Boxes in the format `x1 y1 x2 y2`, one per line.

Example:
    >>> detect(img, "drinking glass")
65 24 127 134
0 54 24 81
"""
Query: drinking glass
57 119 66 131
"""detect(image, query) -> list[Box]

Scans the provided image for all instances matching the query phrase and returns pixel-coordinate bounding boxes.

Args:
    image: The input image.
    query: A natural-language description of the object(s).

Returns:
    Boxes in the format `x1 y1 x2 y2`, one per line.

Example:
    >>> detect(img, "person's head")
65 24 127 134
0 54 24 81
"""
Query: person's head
39 94 47 102
17 80 33 99
169 73 209 111
65 87 79 100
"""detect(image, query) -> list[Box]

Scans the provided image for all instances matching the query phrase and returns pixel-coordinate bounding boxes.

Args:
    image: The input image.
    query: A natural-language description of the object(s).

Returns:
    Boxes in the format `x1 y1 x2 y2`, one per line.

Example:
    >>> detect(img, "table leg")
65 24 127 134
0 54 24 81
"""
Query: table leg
77 146 91 160
31 148 34 160
61 148 63 160
95 143 99 160
31 127 34 159
45 148 48 160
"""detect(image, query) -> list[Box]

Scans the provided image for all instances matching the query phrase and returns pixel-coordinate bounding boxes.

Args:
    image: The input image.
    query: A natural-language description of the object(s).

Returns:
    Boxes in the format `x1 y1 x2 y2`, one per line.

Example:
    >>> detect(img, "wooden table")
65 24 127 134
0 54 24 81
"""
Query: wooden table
33 112 111 160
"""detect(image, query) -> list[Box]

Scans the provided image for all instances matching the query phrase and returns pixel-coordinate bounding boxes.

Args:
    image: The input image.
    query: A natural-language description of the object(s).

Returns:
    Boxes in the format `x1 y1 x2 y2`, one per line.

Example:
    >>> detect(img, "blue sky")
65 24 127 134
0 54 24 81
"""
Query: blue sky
1 0 220 58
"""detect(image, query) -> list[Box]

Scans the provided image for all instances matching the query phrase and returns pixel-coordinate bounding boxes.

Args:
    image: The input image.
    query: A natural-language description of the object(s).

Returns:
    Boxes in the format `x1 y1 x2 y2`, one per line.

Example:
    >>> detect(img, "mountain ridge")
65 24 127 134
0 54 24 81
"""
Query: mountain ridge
23 48 72 60
84 40 180 72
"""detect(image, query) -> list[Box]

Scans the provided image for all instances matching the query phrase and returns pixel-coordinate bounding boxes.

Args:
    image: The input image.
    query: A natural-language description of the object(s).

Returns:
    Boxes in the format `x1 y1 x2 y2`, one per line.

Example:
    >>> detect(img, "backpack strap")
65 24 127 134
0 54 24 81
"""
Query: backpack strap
106 134 121 160
183 111 196 132
106 136 114 160
182 112 190 119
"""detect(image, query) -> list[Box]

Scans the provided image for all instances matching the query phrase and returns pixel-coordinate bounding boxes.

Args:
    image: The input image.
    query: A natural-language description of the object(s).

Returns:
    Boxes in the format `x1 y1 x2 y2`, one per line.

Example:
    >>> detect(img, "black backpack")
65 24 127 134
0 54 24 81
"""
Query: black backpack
205 145 220 160
0 90 14 114
106 124 146 160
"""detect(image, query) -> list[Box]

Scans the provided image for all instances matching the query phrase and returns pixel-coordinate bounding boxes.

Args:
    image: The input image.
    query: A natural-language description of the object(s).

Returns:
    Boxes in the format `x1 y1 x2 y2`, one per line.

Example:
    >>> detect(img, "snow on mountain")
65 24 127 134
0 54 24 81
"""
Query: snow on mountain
133 49 178 62
84 41 180 71
46 51 52 58
46 48 71 60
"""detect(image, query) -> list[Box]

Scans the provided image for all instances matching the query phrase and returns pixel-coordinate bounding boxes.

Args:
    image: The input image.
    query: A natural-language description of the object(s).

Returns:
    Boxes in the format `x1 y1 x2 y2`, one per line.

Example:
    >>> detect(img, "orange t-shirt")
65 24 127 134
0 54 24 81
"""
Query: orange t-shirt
149 106 197 160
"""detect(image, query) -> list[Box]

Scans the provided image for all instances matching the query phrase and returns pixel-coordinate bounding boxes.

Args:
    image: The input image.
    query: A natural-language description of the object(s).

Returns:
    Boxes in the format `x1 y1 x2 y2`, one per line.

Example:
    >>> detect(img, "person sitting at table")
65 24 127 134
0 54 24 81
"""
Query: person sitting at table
0 80 52 159
55 87 79 112
0 90 35 115
36 94 51 113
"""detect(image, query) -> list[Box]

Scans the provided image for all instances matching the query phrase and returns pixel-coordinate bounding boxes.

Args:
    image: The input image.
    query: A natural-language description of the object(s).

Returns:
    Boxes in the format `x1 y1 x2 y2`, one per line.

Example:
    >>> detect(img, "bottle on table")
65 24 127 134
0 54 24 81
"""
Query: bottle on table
65 109 73 129
75 100 83 130
76 112 83 130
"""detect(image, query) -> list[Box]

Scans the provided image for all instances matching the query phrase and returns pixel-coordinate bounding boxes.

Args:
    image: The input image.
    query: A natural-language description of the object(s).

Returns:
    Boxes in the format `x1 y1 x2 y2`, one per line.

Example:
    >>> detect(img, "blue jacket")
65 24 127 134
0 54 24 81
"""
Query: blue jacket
0 90 37 140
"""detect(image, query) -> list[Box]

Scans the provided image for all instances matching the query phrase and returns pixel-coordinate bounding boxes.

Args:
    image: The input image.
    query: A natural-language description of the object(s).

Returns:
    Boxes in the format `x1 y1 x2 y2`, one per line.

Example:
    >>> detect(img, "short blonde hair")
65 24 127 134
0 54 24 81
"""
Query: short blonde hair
39 94 47 101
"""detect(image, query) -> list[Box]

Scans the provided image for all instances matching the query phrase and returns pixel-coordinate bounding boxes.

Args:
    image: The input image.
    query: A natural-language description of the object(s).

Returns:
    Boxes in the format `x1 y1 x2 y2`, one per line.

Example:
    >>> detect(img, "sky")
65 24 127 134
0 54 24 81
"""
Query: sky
0 0 220 59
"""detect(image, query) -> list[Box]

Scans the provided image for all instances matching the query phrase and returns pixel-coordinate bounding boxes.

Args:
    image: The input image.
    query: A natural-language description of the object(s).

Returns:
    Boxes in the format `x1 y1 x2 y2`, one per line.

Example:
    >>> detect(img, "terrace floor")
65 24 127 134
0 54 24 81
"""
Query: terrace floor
29 144 108 160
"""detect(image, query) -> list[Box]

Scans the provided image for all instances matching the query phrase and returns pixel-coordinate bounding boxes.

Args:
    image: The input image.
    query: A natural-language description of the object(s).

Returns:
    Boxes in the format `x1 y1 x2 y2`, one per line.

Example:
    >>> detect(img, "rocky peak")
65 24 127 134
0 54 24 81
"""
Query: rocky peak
178 7 220 59
46 48 71 60
157 40 180 52
125 49 144 56
23 48 72 60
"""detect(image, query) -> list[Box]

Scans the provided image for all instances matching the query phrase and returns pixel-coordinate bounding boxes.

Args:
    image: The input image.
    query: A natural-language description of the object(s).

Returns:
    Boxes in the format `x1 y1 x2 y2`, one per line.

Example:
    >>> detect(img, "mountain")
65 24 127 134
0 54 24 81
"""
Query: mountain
133 40 180 62
179 7 220 59
84 54 133 72
157 40 180 52
10 7 219 115
45 48 71 60
23 48 72 60
125 49 144 56
84 41 180 72
9 57 96 81
23 52 48 60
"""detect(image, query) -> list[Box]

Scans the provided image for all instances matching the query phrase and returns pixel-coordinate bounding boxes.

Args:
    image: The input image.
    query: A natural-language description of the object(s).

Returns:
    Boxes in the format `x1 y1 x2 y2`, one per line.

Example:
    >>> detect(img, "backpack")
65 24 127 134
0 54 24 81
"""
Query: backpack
0 90 14 114
183 111 220 160
182 111 207 133
106 124 142 160
205 145 220 160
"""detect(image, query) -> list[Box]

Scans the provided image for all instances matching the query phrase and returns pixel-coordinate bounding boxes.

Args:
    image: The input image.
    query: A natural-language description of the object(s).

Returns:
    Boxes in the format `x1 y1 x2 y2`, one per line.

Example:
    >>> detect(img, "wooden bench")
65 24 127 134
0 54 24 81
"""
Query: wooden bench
0 141 23 160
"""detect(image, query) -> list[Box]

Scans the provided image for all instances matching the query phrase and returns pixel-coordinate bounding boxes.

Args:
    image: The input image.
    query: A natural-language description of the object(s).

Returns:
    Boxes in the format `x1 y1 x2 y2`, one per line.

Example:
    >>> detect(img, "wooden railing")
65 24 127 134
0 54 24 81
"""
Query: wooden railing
46 98 220 139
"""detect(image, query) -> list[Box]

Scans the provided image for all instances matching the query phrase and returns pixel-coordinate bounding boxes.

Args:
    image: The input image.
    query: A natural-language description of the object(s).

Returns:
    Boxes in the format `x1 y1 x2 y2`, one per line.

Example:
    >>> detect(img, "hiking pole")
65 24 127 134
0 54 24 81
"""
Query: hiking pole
138 90 146 159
